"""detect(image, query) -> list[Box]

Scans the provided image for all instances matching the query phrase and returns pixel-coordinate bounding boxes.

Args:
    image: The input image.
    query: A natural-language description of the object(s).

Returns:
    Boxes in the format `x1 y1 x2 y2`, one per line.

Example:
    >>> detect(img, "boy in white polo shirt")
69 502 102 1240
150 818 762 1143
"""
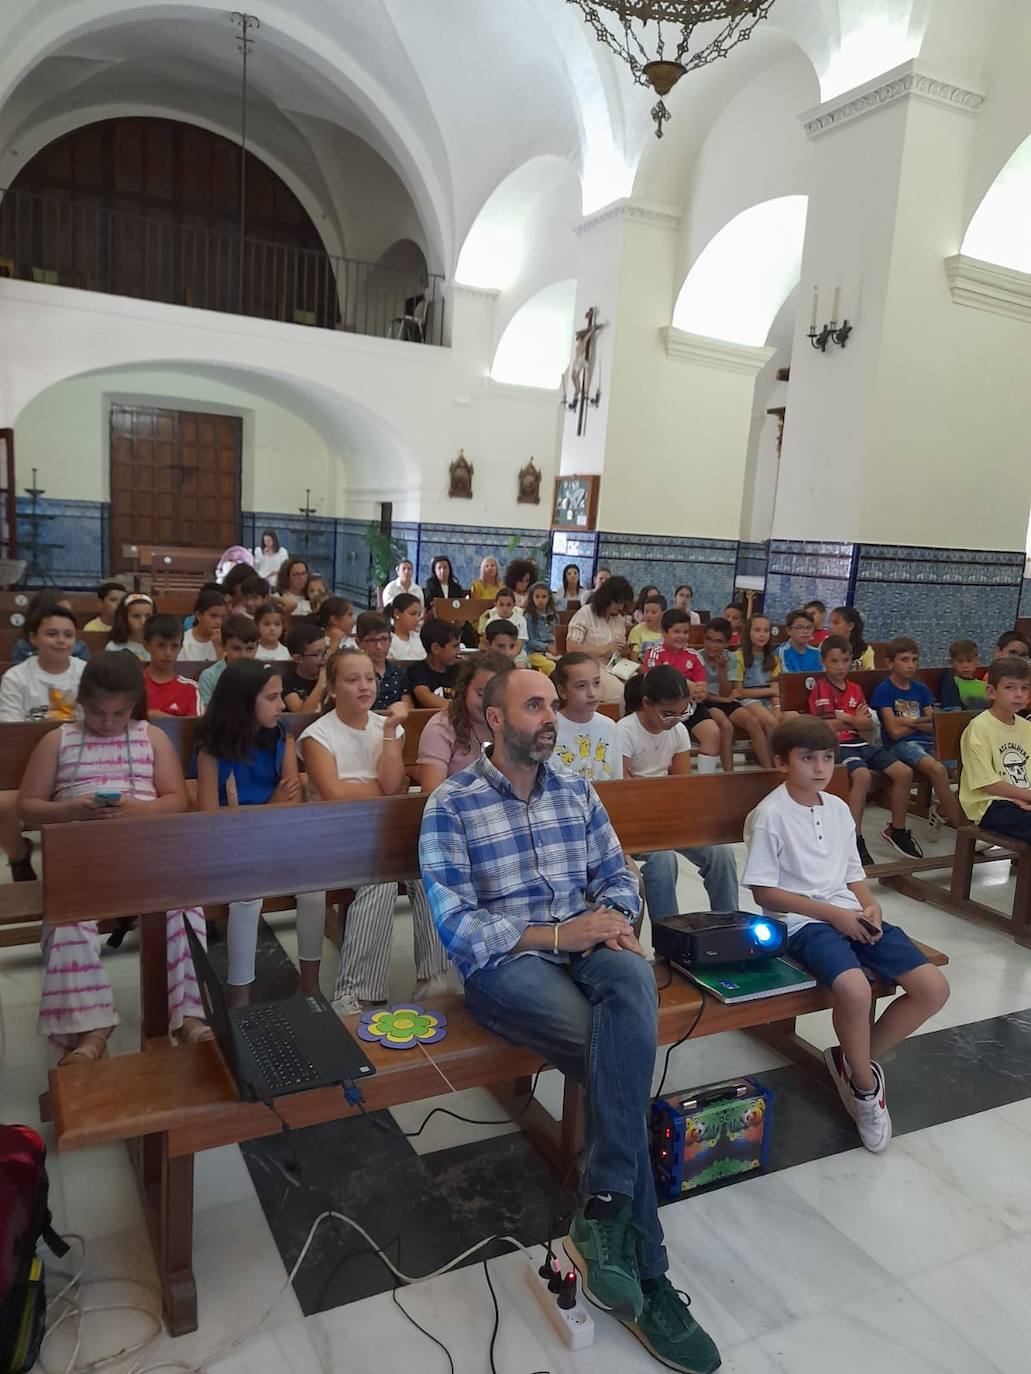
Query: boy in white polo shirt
744 717 949 1153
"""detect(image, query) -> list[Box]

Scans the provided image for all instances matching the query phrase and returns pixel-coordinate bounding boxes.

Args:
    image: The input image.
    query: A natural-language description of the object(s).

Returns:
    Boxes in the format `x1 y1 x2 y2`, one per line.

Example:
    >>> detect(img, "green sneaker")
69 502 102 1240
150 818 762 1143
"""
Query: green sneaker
624 1276 721 1373
564 1201 642 1319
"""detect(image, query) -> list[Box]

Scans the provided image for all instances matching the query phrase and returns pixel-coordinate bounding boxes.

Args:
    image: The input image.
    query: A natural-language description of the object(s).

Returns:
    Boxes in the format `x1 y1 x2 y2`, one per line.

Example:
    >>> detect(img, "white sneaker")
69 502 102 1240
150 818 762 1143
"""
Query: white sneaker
823 1045 857 1121
852 1061 892 1153
332 993 362 1016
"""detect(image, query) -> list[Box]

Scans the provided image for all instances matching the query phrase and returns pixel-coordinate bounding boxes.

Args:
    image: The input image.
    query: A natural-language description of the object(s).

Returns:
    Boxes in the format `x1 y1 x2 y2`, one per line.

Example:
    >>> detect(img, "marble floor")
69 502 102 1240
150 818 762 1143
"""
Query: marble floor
5 807 1031 1374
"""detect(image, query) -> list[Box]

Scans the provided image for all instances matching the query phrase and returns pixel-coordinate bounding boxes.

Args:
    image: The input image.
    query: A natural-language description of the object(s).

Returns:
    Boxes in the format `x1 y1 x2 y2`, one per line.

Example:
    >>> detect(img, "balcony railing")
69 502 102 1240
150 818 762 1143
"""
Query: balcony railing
0 186 445 345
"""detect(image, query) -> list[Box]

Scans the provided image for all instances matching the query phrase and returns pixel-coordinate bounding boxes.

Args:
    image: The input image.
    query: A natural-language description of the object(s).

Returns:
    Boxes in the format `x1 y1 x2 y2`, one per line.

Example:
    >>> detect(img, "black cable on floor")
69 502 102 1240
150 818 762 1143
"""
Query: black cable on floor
350 1071 544 1139
653 995 707 1103
391 1284 455 1374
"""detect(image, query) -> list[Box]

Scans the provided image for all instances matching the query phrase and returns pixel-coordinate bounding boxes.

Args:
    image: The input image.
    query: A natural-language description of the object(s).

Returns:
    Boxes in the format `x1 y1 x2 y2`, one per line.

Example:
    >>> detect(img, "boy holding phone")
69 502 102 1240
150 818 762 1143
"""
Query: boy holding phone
743 717 949 1154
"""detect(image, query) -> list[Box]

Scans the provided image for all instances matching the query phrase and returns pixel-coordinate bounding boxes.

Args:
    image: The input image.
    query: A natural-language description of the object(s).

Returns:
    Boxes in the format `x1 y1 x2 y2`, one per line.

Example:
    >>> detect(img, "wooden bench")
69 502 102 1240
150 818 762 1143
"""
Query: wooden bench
778 667 945 716
431 597 494 627
39 768 948 1335
880 709 1031 943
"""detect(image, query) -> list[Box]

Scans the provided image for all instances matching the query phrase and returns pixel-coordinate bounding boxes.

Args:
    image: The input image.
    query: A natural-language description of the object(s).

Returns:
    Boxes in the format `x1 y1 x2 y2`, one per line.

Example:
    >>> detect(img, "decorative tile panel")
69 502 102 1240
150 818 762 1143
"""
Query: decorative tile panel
16 497 106 588
415 523 553 592
762 540 856 622
596 531 739 617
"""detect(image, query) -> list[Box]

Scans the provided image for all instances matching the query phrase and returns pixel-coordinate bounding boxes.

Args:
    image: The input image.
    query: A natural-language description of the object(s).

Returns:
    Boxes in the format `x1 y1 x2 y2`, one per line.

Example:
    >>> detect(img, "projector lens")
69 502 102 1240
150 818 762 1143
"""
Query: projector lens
752 921 775 946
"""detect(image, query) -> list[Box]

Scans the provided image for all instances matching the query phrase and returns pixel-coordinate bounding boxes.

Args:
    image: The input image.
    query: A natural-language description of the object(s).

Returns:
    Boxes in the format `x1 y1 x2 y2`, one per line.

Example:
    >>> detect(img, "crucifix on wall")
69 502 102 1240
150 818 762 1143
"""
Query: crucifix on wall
563 307 604 437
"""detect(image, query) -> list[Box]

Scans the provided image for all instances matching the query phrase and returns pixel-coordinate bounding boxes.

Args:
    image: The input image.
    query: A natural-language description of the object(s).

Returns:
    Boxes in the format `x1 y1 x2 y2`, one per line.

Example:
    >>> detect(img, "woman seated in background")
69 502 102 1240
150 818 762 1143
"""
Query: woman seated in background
566 574 635 704
423 555 465 606
11 590 89 663
382 558 423 608
275 557 312 616
673 585 701 626
503 559 537 609
555 562 583 610
471 556 503 602
253 528 289 582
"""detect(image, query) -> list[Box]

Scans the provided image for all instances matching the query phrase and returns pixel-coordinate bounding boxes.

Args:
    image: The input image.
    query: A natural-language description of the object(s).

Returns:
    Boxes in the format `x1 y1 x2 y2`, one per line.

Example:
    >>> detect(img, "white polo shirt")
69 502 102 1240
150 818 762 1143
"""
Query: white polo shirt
743 783 864 935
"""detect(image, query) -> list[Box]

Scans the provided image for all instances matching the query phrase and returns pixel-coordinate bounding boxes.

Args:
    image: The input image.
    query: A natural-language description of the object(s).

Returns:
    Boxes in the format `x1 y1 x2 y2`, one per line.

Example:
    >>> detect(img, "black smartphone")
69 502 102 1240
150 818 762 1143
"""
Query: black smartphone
858 917 880 936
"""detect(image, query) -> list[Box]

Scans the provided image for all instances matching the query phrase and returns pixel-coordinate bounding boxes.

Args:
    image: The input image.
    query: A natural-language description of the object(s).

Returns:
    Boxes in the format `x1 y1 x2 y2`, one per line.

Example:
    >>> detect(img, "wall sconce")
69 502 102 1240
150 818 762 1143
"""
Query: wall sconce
807 285 853 352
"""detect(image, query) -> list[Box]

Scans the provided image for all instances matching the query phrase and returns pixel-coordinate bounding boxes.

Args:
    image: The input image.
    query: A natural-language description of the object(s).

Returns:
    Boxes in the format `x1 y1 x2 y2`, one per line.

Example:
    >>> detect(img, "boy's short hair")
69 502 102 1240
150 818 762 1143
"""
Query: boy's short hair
494 587 516 604
987 655 1031 688
97 580 125 599
949 639 979 660
705 617 732 639
421 617 460 652
27 603 76 634
286 622 324 656
997 629 1030 652
885 636 919 660
785 608 815 628
643 593 666 611
144 613 183 644
356 611 391 640
222 614 258 646
194 589 226 615
253 601 282 624
239 575 268 599
819 635 851 659
771 716 837 761
660 608 690 633
485 619 518 644
804 599 826 614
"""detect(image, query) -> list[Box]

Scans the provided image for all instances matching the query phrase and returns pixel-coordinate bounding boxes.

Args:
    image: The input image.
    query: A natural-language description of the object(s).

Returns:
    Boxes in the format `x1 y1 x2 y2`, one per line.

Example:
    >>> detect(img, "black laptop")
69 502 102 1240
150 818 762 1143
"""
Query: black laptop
184 921 376 1102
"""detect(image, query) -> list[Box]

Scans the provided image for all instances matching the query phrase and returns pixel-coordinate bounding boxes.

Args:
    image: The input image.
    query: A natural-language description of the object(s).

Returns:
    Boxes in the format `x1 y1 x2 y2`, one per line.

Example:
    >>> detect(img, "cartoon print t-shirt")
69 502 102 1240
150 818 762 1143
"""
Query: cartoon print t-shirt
0 656 85 722
551 711 622 782
959 709 1031 824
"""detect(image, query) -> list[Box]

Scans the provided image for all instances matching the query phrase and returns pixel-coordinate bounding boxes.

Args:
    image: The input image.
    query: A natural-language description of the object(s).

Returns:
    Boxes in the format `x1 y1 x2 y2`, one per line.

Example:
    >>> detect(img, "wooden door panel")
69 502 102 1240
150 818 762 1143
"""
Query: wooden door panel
109 405 240 571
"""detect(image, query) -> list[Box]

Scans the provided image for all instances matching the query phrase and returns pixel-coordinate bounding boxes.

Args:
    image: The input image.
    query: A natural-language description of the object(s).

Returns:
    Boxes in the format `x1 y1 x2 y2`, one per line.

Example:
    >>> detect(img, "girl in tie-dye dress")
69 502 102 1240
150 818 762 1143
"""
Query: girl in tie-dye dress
18 652 211 1064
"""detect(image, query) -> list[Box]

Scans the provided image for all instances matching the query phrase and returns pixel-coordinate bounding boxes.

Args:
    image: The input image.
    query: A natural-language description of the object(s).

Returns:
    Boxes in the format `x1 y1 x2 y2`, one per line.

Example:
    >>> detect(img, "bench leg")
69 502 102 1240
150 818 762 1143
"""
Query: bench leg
133 1133 198 1336
950 832 976 903
750 1017 828 1083
1013 855 1031 947
139 910 170 1043
560 1078 585 1163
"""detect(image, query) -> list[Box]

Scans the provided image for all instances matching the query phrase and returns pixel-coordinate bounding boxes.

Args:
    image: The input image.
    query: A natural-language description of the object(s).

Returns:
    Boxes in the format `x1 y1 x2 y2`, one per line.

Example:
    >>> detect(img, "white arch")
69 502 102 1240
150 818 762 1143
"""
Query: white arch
490 279 576 390
672 196 809 346
0 0 452 269
961 133 1031 273
0 103 348 263
456 156 577 292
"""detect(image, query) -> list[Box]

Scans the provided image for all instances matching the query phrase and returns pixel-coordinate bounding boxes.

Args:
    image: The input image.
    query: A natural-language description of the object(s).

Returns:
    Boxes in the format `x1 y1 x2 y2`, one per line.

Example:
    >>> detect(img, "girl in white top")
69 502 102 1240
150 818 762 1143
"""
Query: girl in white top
550 652 622 782
565 574 634 705
299 649 445 1011
387 593 426 663
253 528 289 582
253 601 291 661
103 592 154 662
673 585 702 626
178 590 226 663
382 559 424 608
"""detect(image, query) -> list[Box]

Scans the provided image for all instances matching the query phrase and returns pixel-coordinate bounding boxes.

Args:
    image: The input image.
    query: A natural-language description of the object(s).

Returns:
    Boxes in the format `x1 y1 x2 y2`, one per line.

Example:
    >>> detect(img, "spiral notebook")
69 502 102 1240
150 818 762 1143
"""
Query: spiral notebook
685 958 816 1004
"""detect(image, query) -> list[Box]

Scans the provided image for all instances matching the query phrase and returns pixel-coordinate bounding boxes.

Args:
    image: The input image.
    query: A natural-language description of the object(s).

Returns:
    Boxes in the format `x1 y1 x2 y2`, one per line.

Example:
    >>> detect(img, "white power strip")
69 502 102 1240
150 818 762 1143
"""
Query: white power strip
526 1261 595 1350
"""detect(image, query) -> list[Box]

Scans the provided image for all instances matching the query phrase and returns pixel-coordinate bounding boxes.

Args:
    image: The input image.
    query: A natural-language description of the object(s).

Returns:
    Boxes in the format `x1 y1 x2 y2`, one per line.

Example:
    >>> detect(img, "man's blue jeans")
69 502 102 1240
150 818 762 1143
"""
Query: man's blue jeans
639 845 739 920
464 946 667 1280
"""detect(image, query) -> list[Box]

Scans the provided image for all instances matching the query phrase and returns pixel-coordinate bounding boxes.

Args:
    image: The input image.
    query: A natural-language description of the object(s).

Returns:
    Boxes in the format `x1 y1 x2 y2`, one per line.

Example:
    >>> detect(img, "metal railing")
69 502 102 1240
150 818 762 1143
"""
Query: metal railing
0 186 445 345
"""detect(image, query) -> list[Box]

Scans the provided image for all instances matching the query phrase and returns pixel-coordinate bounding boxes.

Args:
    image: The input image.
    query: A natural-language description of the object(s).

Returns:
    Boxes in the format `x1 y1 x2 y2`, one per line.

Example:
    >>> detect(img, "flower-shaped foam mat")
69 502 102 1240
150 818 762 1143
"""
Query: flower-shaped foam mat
356 1004 448 1050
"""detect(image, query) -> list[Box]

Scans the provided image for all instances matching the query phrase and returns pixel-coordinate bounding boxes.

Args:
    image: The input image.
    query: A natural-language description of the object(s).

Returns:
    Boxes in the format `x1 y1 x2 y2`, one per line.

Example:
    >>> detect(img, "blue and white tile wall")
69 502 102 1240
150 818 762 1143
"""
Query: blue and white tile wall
853 544 1024 662
242 510 336 588
1018 577 1031 619
414 522 552 593
597 532 739 615
735 540 768 582
756 540 856 624
549 531 598 601
16 497 106 589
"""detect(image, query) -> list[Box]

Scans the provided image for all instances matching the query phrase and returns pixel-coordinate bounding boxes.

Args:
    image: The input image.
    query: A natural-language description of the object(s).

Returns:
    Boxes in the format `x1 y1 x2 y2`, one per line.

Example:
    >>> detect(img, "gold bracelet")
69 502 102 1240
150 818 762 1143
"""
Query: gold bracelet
553 923 561 955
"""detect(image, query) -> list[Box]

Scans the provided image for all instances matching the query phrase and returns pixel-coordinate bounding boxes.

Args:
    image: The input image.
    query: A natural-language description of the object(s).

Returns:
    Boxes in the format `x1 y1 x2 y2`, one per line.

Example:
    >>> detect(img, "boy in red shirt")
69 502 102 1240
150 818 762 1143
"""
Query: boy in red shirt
143 614 202 718
641 608 724 768
805 599 830 646
808 636 917 864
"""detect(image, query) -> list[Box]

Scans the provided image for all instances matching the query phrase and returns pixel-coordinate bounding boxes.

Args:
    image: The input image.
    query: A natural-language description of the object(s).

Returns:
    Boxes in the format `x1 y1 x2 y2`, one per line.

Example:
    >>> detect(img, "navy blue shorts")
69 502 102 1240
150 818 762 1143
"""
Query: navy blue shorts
788 919 928 988
837 743 899 776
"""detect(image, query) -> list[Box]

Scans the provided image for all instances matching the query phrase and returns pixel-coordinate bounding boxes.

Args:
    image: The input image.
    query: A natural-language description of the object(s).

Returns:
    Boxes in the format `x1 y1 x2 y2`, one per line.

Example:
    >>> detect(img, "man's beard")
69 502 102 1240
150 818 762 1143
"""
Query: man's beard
501 718 556 767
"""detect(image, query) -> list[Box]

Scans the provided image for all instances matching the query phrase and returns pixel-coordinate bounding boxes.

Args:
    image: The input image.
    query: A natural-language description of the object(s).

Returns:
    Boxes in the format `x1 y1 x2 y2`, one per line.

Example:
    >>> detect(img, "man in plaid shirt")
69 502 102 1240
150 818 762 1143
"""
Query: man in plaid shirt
419 669 720 1374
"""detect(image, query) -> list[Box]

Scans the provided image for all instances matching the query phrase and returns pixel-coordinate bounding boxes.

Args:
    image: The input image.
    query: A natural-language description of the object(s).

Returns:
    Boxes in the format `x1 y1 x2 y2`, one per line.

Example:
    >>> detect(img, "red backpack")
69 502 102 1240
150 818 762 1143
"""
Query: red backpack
0 1123 69 1373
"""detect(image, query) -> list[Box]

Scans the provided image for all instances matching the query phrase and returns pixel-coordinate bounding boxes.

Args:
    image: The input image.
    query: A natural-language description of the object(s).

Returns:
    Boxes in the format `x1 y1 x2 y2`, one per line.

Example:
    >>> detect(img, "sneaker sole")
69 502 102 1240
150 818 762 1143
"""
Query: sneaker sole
880 829 923 859
618 1314 722 1374
823 1046 858 1121
562 1237 641 1320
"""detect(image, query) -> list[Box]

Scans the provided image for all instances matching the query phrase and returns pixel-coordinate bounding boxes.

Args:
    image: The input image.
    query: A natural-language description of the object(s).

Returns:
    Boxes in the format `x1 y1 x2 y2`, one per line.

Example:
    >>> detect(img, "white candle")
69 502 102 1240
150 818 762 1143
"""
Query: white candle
831 285 840 323
810 286 818 330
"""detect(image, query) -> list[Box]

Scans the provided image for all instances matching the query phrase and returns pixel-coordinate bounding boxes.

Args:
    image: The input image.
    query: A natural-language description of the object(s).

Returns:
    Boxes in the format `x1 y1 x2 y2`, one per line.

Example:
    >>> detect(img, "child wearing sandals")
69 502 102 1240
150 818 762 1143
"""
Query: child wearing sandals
299 647 449 1013
196 659 326 1006
18 652 211 1064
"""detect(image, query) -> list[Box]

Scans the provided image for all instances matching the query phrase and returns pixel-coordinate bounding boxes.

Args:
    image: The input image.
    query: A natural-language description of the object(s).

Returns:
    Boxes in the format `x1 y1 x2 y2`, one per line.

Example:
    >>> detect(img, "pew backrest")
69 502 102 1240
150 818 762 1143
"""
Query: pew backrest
778 668 945 715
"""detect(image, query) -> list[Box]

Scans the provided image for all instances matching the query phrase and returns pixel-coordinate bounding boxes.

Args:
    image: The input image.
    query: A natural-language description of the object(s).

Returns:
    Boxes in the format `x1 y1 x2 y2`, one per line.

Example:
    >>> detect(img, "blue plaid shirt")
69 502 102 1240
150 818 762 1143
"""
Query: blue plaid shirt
419 749 640 981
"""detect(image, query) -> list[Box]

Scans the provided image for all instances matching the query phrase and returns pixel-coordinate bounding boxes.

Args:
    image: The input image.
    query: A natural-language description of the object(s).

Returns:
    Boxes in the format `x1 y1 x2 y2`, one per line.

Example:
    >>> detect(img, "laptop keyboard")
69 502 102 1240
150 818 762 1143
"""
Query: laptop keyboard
236 1004 321 1091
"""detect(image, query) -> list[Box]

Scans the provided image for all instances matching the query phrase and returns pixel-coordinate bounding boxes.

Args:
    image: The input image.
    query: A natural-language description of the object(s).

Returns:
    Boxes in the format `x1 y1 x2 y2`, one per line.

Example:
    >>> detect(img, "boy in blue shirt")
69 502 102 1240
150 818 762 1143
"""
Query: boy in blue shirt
777 608 823 673
869 637 963 828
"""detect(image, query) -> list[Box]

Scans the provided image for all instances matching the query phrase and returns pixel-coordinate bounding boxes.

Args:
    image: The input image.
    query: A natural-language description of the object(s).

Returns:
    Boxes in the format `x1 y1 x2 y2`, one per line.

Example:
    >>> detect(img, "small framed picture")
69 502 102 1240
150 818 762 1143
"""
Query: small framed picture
551 474 600 531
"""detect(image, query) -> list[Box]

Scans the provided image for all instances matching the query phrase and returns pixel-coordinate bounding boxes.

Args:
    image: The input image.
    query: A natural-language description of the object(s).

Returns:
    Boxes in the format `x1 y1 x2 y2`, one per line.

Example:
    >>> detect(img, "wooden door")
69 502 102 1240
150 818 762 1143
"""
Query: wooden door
109 405 240 568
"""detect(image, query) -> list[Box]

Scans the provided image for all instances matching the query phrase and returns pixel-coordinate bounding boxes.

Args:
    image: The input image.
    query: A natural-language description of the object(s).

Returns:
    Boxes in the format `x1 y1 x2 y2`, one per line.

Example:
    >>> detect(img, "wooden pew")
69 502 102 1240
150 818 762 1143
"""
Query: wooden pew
40 769 948 1335
431 597 494 626
778 667 945 715
881 709 1031 943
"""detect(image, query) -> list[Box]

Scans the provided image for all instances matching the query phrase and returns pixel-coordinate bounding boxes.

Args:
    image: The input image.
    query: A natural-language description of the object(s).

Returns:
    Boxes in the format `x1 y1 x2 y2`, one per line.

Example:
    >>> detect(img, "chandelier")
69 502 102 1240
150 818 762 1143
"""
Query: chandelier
568 0 777 138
